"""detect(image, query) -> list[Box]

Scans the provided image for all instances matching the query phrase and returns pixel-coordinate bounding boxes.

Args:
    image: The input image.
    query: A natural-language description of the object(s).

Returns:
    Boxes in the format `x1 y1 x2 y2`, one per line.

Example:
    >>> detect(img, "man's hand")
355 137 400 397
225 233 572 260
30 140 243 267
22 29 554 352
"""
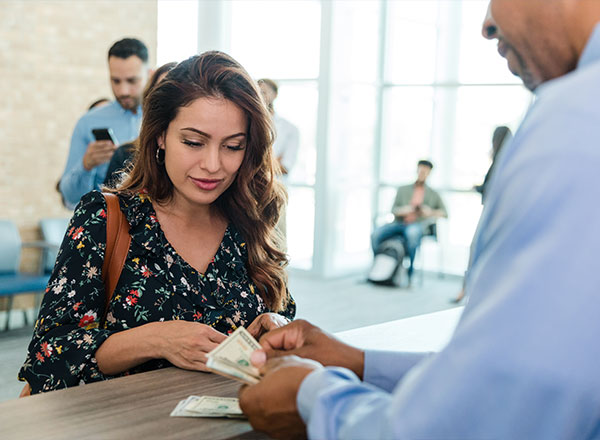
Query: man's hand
419 204 433 217
247 312 290 340
392 204 414 218
82 140 116 170
251 319 365 378
239 355 322 440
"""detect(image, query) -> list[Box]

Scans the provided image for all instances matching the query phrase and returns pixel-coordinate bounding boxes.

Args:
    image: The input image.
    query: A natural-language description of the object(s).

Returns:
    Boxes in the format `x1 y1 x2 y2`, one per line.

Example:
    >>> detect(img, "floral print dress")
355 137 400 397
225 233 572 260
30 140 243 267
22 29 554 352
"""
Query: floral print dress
18 191 295 394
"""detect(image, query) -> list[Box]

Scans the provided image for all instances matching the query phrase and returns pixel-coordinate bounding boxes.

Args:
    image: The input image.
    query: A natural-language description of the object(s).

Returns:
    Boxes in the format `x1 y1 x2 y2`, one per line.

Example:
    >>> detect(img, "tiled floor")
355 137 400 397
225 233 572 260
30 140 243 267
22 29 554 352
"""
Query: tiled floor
0 271 463 402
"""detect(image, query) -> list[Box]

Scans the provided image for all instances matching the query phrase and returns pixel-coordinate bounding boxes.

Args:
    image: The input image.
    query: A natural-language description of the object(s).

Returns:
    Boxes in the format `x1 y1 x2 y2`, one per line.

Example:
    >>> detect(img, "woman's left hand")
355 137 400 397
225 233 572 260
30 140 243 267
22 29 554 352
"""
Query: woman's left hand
247 313 290 340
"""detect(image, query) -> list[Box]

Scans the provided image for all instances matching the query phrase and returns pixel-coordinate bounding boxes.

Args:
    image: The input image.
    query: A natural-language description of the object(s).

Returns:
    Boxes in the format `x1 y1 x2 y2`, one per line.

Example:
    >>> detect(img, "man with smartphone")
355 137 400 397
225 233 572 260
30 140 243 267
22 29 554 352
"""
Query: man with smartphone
59 38 149 208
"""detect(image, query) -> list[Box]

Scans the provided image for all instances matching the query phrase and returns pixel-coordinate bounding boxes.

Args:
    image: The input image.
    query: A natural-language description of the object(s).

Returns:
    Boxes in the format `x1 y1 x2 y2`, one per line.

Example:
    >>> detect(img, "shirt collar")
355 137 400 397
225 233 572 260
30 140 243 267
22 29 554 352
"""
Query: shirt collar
113 100 142 116
577 22 600 70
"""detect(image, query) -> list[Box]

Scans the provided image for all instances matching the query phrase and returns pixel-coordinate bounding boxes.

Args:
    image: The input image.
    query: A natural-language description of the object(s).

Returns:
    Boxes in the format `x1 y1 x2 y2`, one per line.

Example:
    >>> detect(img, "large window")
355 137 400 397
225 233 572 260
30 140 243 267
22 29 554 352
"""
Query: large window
229 0 321 270
157 0 533 277
376 0 532 275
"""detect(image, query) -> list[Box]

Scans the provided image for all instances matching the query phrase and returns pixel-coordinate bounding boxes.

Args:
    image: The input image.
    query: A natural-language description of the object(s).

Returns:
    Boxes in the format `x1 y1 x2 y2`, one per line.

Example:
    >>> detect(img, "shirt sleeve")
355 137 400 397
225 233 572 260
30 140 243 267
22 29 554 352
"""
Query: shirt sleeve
363 350 430 392
279 123 300 172
18 191 116 393
434 190 448 217
60 118 96 209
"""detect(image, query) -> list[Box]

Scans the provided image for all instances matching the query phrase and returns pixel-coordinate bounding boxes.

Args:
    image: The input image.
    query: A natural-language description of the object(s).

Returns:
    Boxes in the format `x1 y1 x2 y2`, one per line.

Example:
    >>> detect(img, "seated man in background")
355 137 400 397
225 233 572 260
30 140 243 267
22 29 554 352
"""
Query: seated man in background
59 37 149 208
370 159 447 284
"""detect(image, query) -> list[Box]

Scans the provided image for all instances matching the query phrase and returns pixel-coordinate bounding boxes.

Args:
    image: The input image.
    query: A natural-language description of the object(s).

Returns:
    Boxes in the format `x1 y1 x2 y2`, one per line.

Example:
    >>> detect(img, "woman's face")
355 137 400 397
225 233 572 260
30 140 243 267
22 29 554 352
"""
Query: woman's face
159 97 247 209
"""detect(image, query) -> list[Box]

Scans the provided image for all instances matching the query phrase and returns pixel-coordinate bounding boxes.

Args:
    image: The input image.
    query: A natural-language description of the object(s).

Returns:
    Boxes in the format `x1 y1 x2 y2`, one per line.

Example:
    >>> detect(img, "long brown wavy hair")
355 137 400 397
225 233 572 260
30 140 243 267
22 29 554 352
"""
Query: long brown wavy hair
117 51 289 311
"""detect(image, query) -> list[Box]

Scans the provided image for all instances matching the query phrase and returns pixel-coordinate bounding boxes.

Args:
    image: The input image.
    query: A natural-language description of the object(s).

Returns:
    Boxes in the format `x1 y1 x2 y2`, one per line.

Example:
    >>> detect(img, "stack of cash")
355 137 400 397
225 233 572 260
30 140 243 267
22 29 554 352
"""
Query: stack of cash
206 326 262 385
170 395 245 419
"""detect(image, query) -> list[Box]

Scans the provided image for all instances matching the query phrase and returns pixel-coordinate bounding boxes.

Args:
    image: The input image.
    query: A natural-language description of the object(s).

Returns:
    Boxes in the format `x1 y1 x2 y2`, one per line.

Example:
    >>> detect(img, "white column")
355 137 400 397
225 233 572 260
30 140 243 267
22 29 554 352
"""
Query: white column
196 0 232 54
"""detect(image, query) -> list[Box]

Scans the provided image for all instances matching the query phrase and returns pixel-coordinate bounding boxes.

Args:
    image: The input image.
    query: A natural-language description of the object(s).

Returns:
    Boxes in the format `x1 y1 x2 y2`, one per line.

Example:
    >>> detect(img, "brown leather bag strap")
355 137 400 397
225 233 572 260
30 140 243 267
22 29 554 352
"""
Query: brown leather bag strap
101 192 131 322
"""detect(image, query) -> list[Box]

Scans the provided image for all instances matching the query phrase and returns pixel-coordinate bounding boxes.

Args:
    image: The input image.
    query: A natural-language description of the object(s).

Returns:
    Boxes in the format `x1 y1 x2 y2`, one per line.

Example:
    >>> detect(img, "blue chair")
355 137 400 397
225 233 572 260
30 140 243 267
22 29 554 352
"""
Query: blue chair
39 218 70 274
0 220 53 331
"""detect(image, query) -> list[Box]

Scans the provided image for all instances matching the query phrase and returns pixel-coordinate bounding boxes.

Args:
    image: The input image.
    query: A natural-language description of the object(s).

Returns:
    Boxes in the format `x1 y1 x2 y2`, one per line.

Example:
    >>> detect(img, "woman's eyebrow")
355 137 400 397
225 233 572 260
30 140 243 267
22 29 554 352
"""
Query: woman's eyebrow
181 127 210 137
180 128 246 141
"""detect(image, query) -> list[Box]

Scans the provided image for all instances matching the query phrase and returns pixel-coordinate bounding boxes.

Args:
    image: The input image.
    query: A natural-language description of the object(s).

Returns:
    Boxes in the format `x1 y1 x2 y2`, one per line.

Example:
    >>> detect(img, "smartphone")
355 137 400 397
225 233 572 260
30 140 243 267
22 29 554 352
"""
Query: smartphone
92 128 118 144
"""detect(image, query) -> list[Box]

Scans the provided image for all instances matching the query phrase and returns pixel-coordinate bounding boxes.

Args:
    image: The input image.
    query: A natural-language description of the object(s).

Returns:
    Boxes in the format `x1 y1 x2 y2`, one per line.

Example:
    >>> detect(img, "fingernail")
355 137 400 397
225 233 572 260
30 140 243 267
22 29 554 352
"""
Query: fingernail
251 350 267 367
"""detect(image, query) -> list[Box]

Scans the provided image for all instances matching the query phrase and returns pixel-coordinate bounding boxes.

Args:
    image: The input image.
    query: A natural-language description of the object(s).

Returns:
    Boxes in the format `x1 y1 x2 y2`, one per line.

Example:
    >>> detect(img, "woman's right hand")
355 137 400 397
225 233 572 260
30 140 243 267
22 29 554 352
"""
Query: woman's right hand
156 321 227 372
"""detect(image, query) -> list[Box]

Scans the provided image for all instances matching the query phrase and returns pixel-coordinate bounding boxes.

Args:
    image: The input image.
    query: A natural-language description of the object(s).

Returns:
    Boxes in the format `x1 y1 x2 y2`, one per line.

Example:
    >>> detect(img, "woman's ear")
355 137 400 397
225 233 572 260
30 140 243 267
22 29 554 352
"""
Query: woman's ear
156 133 165 149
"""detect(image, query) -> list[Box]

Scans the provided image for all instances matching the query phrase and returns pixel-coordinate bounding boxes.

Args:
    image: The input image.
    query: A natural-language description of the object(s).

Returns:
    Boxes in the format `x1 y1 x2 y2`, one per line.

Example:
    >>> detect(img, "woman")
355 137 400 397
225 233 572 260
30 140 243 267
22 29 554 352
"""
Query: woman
474 125 513 203
19 52 295 394
452 125 513 303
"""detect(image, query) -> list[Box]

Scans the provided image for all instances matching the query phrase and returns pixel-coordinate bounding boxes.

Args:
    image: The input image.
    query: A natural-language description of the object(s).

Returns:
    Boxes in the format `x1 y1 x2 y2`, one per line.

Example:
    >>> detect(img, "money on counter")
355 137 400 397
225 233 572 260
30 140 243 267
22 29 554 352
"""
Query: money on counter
206 326 262 385
170 395 246 419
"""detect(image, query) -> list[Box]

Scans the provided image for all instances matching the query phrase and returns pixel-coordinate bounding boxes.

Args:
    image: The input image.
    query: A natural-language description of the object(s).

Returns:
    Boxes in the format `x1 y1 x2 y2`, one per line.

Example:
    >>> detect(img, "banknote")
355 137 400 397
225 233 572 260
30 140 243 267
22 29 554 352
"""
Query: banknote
170 395 246 419
206 357 259 385
206 326 262 384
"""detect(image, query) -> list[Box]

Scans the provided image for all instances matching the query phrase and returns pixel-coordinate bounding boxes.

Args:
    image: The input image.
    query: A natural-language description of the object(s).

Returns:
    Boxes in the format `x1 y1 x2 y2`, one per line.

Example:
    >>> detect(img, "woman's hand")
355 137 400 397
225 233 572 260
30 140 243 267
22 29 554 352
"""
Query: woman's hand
19 383 31 398
247 313 290 340
155 321 227 372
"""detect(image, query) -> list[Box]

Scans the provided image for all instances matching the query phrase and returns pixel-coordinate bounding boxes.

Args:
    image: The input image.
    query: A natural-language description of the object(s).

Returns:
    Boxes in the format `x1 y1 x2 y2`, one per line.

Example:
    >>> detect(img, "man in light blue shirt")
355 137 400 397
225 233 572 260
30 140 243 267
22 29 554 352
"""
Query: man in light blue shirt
59 38 148 208
239 1 600 438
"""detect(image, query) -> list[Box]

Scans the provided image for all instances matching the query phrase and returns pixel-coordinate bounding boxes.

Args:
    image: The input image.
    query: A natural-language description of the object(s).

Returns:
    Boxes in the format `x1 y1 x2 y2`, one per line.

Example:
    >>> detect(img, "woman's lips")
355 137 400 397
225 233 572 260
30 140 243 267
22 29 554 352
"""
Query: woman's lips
190 177 222 191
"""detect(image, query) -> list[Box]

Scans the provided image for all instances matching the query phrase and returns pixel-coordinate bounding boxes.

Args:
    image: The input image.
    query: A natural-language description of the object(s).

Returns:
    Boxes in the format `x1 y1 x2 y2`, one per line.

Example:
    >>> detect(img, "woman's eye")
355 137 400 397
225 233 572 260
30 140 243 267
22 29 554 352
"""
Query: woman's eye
183 140 203 148
226 145 245 151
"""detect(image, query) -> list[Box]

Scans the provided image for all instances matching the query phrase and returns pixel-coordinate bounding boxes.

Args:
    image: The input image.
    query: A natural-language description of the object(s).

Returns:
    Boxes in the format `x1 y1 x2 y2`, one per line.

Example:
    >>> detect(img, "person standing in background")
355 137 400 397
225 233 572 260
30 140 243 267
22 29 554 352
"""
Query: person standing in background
59 38 149 208
258 79 300 244
258 79 300 179
474 125 513 203
103 61 177 188
453 125 513 303
55 97 111 208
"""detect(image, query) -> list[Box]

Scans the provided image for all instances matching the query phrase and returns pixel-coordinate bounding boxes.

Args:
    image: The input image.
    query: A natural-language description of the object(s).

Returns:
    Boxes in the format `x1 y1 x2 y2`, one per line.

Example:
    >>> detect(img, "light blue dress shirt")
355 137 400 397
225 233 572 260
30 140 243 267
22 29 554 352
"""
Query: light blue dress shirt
59 100 142 208
297 24 600 440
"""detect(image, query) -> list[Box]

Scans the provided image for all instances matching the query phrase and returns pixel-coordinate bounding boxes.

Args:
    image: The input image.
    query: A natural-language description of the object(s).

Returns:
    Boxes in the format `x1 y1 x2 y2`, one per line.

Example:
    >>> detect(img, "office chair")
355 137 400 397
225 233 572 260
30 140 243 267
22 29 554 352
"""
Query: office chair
0 220 53 331
39 218 70 274
414 221 445 286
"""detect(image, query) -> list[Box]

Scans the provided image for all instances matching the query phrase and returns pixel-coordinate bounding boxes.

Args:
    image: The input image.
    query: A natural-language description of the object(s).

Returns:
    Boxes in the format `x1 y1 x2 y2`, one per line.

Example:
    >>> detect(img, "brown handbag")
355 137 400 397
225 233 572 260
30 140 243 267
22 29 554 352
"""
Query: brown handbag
20 193 131 397
101 192 131 323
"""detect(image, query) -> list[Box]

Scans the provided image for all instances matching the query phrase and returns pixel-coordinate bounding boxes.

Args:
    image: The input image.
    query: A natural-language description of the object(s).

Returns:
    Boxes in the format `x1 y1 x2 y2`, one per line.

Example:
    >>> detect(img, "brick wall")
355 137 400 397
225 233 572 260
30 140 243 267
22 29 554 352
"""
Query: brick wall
0 1 157 309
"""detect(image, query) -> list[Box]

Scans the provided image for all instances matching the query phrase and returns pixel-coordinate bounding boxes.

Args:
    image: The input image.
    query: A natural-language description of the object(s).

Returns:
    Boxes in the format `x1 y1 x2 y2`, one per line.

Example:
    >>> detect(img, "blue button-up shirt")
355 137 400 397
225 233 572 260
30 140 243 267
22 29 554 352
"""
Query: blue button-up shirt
59 100 142 208
297 23 600 440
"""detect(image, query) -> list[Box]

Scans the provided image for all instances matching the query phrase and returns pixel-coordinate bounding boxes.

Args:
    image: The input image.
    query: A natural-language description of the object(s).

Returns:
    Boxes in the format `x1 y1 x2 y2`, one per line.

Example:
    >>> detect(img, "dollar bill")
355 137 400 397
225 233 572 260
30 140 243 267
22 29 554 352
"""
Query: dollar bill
206 326 262 384
206 357 259 385
170 395 246 419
